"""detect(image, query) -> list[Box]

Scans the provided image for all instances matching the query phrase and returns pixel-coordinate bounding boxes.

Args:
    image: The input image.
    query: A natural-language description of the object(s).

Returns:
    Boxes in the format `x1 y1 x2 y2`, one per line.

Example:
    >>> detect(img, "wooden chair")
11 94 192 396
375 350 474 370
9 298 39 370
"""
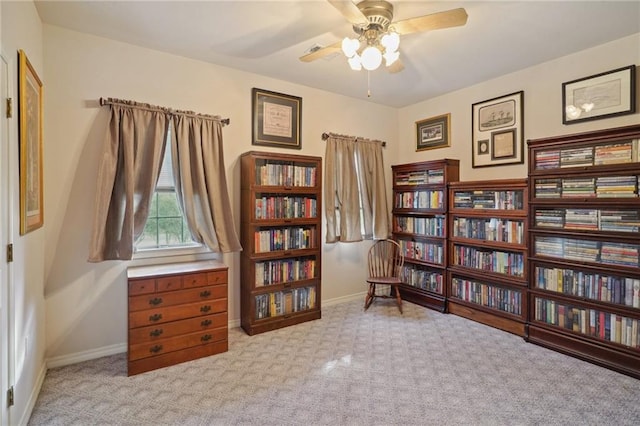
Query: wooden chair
364 239 405 314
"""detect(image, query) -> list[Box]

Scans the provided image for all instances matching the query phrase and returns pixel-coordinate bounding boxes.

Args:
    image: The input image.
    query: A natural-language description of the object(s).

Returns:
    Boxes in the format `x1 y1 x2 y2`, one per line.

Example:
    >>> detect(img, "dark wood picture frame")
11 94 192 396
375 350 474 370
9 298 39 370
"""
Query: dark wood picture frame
18 49 44 235
252 88 302 149
562 65 636 124
415 113 450 151
472 91 524 168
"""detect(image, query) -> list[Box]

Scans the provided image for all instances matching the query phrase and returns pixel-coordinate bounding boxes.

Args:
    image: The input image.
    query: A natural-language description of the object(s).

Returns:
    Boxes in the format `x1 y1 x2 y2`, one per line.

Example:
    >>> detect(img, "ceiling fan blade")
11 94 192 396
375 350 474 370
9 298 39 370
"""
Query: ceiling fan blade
299 41 342 62
392 8 468 35
386 58 405 74
327 0 367 25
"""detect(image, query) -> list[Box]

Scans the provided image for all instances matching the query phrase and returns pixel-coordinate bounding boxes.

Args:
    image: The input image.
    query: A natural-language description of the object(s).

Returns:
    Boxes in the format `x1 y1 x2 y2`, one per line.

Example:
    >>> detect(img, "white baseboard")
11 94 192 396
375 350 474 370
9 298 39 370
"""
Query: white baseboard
18 362 47 426
46 342 127 369
45 293 366 369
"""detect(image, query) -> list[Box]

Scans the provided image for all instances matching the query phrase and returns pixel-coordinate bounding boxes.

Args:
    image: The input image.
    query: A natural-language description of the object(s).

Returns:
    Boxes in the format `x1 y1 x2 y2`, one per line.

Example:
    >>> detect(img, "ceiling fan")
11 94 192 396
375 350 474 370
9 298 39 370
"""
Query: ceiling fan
300 0 468 73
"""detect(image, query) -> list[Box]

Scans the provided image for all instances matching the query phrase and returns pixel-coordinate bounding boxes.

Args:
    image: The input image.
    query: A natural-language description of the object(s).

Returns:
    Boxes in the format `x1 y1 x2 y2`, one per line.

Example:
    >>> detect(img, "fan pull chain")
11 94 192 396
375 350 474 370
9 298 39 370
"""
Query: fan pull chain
367 71 371 98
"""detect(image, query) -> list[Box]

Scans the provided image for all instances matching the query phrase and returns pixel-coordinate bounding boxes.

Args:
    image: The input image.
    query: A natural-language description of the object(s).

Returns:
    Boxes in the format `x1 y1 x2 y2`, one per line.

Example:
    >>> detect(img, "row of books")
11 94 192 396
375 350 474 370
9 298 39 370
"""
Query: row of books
255 162 317 187
534 265 640 308
254 227 316 253
255 257 316 286
453 190 524 210
534 176 639 198
398 265 443 293
451 277 522 315
534 208 640 233
398 240 444 264
395 169 444 185
534 139 639 169
394 190 443 209
452 244 524 276
534 236 639 267
254 286 316 320
254 196 317 220
534 298 639 349
393 215 445 237
452 217 524 244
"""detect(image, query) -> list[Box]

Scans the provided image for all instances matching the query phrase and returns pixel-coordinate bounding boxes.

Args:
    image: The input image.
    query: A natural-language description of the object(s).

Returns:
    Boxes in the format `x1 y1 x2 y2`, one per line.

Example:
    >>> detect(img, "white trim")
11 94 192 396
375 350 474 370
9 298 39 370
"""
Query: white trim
44 293 366 369
17 363 45 426
46 343 126 369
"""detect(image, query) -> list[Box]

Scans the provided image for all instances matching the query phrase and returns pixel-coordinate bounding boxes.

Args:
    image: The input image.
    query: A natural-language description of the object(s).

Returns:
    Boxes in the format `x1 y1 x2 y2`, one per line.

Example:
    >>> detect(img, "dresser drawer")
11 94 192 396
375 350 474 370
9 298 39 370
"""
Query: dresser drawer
182 272 210 289
156 275 183 292
128 327 227 361
207 270 227 285
129 279 156 296
128 284 227 312
129 299 227 328
129 312 227 343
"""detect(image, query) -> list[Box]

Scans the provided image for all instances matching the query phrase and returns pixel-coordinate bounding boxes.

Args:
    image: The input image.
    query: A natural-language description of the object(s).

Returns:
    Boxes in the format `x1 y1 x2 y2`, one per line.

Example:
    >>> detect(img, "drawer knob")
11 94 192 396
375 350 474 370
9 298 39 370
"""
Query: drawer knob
201 319 212 327
149 329 163 337
200 305 211 313
149 345 163 354
200 290 211 298
149 297 163 306
201 334 212 342
149 313 163 322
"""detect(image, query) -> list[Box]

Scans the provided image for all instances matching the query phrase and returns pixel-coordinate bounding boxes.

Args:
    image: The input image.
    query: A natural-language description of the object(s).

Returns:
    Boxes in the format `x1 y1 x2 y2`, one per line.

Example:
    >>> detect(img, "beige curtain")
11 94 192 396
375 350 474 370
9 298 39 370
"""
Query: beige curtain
355 139 390 239
171 114 242 253
88 103 168 261
324 134 362 243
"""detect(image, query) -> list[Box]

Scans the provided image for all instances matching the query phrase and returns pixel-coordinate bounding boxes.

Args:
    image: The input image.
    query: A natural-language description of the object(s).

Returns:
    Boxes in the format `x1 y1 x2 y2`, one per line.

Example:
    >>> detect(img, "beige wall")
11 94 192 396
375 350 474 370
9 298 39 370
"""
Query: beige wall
42 25 399 361
1 1 46 424
397 33 640 182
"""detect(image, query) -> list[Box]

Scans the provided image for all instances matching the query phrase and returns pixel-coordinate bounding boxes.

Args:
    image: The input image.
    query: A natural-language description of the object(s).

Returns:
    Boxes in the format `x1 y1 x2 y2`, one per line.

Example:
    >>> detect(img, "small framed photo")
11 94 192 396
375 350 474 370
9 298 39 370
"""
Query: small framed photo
491 129 516 160
562 65 636 124
252 88 302 149
415 113 450 151
472 91 524 168
18 49 44 235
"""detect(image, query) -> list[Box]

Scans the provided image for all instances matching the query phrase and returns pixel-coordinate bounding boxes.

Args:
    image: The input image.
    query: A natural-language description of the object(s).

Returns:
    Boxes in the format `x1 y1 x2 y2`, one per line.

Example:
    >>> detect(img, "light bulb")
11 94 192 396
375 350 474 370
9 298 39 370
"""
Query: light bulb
341 37 359 58
384 50 399 66
348 54 362 71
381 31 400 53
360 46 383 71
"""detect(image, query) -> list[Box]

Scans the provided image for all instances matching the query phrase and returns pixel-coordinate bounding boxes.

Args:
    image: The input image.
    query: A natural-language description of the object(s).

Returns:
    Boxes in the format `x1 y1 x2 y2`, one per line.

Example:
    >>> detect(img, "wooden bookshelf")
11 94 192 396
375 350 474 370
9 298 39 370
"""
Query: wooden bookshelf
391 159 459 311
447 179 528 336
240 151 322 335
527 124 640 379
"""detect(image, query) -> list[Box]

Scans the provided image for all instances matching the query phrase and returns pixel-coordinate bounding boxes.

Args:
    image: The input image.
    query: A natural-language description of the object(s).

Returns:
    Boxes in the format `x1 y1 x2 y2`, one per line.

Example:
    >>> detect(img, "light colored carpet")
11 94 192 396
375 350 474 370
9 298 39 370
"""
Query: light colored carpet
29 299 640 425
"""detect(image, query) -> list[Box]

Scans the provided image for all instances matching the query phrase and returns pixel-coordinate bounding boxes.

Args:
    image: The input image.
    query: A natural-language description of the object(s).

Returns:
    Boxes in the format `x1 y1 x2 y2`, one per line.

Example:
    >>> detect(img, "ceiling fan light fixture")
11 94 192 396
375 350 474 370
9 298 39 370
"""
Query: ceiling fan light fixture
384 50 399 66
361 45 383 70
348 55 363 70
341 37 360 58
381 31 400 52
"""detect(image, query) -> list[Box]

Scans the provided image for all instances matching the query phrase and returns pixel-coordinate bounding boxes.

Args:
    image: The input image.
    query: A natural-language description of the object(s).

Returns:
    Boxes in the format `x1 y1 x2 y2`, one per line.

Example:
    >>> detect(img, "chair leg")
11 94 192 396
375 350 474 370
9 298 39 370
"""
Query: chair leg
364 283 375 310
394 284 403 314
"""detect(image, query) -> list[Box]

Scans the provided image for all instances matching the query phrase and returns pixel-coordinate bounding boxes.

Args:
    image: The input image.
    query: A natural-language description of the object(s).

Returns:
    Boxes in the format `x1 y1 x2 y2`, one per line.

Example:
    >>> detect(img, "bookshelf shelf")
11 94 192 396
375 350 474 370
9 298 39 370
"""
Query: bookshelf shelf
448 179 528 336
391 159 459 311
528 124 640 379
240 151 322 335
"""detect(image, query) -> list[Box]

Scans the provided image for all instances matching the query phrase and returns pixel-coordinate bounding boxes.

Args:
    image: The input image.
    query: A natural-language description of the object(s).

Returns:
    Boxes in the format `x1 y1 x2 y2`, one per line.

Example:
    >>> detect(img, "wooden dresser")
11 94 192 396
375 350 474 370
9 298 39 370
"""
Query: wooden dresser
127 260 228 376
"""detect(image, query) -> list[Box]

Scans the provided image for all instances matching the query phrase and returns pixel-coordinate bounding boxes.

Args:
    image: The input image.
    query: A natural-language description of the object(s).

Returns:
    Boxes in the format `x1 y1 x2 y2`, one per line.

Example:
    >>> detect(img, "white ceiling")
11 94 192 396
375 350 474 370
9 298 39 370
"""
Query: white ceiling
34 1 640 108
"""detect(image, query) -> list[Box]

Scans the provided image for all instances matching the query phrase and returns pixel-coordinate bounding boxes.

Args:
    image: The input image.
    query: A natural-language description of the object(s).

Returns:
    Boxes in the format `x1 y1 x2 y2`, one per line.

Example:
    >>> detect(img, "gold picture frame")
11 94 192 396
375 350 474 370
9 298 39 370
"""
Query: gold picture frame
18 49 44 234
416 113 451 151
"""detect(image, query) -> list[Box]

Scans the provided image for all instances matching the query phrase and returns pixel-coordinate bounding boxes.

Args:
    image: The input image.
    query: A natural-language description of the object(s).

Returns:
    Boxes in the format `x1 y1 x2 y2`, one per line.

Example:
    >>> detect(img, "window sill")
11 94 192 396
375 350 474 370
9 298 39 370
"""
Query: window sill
133 244 211 260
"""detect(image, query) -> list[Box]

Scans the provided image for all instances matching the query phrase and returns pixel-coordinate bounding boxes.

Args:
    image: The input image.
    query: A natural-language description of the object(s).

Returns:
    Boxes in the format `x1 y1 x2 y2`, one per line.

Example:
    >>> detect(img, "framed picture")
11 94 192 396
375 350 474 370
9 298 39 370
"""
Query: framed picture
251 88 302 149
415 113 450 151
472 91 524 168
18 49 44 235
562 65 636 124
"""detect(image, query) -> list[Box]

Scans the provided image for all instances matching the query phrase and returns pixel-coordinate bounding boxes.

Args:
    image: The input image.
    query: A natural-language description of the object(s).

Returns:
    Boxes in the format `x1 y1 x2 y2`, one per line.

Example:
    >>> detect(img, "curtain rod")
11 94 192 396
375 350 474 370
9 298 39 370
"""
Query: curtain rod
321 132 386 147
99 97 230 126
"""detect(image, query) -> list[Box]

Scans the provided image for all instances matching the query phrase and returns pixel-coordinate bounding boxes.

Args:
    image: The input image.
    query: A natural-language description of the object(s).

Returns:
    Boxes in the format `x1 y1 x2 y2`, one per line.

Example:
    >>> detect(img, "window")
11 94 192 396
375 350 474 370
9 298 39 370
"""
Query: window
135 134 200 252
